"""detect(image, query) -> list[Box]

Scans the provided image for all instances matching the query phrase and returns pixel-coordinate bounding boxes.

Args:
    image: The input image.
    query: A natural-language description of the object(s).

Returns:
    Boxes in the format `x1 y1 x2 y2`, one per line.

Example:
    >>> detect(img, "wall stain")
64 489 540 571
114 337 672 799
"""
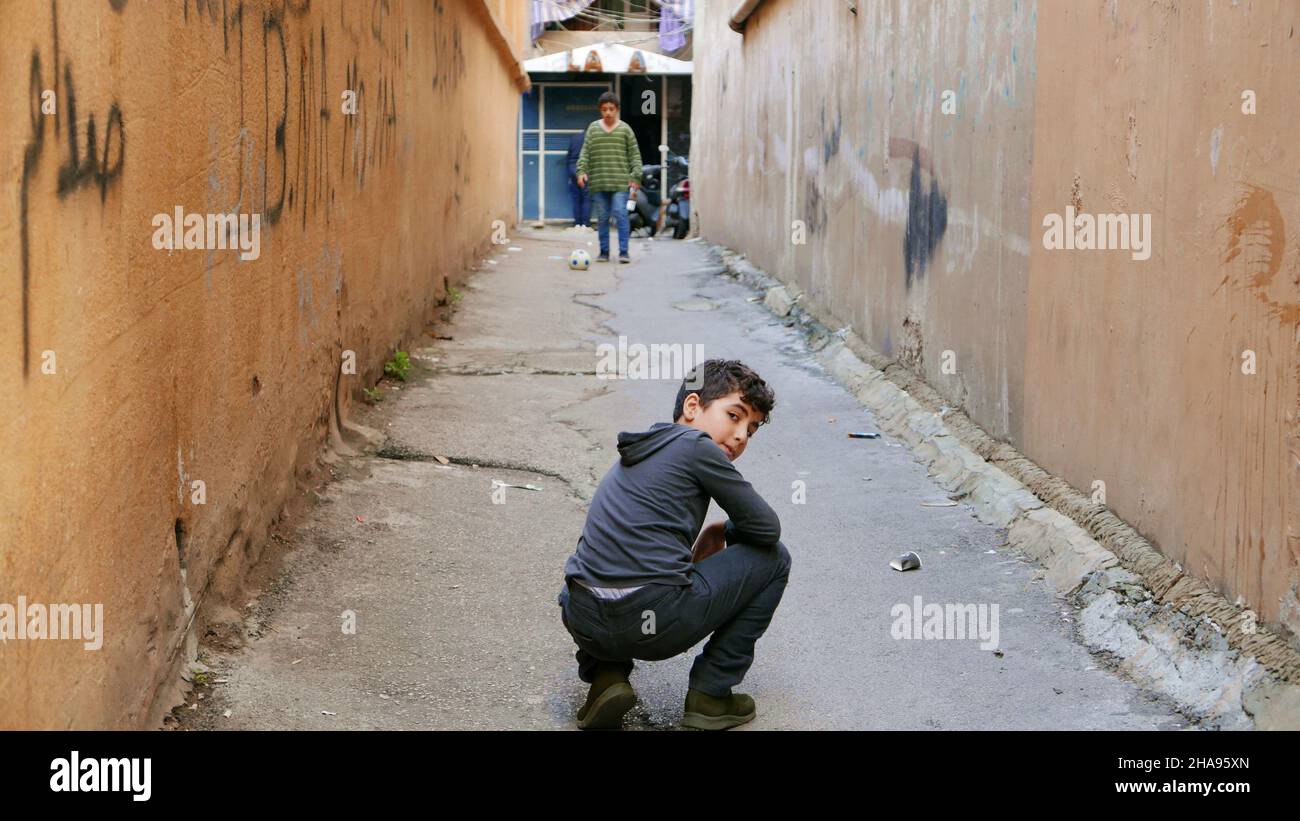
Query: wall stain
803 179 826 237
821 106 842 163
889 138 948 288
1222 184 1298 324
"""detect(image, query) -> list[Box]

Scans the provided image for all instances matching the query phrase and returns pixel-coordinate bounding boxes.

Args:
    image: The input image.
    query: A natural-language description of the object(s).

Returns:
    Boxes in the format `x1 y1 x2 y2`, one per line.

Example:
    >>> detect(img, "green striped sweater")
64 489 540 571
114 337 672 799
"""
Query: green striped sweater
576 120 643 192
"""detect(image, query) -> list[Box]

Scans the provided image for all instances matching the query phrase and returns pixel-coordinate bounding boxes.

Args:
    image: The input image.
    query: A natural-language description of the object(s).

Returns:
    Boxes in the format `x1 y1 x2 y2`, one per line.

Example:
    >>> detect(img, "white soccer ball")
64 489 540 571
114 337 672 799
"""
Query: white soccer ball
569 249 592 270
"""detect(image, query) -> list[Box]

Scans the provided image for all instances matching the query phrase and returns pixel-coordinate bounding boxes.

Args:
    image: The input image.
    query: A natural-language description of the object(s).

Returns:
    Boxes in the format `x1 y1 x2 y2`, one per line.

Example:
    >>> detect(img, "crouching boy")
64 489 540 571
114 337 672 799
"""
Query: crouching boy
557 359 791 730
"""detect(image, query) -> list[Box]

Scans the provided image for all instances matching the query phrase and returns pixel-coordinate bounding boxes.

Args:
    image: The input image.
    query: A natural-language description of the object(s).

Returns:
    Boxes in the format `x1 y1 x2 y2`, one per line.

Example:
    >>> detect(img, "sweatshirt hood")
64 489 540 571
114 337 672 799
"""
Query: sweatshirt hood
617 422 699 466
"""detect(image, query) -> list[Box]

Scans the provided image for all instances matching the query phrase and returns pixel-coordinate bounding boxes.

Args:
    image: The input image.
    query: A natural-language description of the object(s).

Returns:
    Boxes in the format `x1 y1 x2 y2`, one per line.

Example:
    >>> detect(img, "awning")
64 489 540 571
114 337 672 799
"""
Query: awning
524 42 693 75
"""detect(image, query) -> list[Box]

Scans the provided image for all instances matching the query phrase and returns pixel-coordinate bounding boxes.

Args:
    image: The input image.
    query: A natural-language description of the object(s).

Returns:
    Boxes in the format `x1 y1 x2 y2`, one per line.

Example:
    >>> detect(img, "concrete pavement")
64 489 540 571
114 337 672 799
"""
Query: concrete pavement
172 226 1190 730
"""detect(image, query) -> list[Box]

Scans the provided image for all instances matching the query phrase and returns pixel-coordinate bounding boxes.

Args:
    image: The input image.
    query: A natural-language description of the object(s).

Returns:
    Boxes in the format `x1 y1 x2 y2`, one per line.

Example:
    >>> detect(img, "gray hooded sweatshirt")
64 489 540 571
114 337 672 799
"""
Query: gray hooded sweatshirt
563 422 781 587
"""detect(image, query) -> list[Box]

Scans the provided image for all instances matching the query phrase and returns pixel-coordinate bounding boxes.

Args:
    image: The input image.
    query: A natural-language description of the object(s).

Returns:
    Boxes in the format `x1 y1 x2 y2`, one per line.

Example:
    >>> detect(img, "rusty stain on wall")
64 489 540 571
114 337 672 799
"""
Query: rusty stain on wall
1222 184 1298 324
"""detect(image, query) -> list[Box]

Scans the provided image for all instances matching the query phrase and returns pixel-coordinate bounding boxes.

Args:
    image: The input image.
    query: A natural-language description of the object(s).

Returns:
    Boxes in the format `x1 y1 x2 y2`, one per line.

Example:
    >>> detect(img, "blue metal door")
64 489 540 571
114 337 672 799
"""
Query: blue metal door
519 81 611 221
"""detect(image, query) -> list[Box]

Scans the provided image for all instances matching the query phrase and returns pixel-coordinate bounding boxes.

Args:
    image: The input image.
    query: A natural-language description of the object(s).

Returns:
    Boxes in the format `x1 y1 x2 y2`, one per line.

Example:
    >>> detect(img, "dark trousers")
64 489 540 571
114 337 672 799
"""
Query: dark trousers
557 541 791 697
568 178 590 226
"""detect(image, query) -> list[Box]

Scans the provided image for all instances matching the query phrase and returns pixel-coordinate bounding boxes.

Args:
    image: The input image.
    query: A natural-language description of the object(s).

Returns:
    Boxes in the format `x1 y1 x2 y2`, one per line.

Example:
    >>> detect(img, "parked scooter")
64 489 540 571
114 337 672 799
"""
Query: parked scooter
665 177 690 239
627 162 663 237
627 150 689 238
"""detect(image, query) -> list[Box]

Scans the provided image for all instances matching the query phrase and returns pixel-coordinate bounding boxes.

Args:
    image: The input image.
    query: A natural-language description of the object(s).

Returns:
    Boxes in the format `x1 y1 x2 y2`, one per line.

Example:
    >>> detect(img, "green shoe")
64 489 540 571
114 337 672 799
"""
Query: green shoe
576 667 636 730
681 688 757 730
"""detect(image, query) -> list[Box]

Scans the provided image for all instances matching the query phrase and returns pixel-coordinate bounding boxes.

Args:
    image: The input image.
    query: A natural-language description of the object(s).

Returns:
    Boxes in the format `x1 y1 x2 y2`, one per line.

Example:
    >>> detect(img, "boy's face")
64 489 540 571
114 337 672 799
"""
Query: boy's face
677 390 764 462
599 102 619 123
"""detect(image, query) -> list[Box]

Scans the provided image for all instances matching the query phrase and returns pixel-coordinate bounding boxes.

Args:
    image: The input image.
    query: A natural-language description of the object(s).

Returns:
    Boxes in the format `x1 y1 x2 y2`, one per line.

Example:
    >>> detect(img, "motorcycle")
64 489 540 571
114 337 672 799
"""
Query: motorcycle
627 150 689 238
627 162 663 237
665 177 690 239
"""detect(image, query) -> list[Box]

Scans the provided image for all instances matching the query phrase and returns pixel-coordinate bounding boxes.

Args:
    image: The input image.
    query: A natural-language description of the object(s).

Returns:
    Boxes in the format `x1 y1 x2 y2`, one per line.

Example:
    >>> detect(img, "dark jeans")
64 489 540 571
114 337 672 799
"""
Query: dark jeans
589 190 630 257
557 541 792 697
568 177 590 226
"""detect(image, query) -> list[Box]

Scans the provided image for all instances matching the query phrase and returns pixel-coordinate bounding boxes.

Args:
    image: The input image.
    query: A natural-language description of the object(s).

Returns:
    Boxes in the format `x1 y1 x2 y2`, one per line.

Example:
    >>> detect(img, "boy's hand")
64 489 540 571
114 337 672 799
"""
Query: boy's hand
691 521 728 563
577 173 588 188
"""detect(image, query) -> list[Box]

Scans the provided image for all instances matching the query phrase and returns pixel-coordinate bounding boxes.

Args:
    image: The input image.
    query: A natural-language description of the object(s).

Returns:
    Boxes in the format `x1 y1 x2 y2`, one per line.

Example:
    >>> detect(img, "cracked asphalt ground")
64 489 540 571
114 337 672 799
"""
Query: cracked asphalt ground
173 227 1189 730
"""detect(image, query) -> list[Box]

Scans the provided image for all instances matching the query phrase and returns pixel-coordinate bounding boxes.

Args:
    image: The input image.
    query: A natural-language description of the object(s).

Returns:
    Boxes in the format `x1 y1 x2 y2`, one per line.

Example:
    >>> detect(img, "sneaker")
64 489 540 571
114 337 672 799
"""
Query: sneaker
680 688 756 730
576 667 636 730
618 253 631 264
596 253 610 263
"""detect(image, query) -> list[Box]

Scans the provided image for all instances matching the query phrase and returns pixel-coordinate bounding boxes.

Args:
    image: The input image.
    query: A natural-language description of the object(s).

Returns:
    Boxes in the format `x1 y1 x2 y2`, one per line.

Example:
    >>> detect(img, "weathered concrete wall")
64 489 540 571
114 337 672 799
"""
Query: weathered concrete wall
693 0 1036 443
694 0 1300 638
0 0 526 728
1023 1 1300 634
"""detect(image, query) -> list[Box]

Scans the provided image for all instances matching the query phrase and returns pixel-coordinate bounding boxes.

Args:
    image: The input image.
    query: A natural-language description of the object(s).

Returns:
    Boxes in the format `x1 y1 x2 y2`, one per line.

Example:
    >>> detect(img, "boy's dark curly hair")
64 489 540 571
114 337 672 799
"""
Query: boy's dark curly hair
672 359 775 426
597 91 620 110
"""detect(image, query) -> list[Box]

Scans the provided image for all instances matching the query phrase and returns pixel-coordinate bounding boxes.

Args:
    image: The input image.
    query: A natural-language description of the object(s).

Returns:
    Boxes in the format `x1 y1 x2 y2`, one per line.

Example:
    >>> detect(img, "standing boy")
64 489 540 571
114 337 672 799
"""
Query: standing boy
557 360 792 730
575 91 642 263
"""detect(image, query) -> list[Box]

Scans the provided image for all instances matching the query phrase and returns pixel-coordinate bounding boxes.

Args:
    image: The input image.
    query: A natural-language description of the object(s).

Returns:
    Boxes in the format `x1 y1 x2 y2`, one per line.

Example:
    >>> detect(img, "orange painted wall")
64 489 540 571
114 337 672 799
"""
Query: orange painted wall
0 0 526 728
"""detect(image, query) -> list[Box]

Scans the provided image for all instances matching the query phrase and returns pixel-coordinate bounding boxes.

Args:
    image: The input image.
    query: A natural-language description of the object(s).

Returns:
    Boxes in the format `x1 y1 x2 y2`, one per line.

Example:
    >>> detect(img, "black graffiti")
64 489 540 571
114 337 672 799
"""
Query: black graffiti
184 0 220 23
185 0 305 24
370 0 390 45
182 0 242 53
52 0 60 135
20 24 126 380
20 53 46 380
903 146 947 287
290 25 334 226
180 0 403 209
341 54 400 190
431 18 464 93
55 64 125 202
377 67 397 164
444 130 469 212
343 59 363 187
263 9 288 224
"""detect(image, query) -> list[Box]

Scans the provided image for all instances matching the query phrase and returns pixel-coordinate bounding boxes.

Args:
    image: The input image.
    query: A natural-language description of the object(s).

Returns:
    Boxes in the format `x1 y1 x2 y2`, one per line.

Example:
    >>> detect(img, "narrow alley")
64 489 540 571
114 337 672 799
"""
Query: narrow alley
3 2 1298 797
172 229 1187 730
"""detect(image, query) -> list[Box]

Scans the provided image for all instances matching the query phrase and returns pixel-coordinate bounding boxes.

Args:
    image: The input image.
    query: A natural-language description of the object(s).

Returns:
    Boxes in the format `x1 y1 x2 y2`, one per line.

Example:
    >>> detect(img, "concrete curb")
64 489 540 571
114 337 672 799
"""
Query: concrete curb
713 245 1300 731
